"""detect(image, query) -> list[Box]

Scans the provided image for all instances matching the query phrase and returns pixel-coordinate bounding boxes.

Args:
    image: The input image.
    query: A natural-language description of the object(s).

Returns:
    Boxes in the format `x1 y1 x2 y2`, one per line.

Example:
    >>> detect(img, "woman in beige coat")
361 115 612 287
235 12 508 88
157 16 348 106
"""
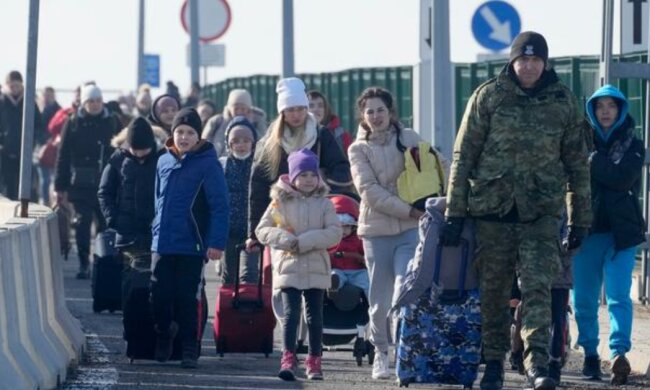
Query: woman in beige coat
256 148 342 381
349 87 443 380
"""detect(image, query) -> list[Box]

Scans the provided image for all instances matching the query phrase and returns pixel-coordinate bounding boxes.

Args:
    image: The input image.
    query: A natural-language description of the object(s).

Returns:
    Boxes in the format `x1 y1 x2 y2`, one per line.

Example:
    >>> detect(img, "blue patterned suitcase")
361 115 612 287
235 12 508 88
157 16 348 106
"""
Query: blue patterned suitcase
396 241 481 389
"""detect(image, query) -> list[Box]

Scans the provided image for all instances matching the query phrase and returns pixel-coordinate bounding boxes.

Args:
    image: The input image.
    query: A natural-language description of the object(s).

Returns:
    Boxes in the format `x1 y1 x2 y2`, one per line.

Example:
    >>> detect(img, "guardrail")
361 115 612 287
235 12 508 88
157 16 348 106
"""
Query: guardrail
0 196 85 390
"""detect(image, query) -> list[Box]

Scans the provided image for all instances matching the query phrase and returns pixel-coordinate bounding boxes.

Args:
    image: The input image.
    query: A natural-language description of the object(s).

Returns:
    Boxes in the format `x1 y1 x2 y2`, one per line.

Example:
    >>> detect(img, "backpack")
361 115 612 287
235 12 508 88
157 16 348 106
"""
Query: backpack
397 141 446 211
392 197 477 309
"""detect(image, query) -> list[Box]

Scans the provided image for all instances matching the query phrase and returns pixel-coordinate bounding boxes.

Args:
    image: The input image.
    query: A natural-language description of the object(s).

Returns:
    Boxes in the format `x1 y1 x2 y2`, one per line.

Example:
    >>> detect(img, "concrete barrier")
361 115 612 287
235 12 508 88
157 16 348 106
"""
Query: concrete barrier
0 198 85 390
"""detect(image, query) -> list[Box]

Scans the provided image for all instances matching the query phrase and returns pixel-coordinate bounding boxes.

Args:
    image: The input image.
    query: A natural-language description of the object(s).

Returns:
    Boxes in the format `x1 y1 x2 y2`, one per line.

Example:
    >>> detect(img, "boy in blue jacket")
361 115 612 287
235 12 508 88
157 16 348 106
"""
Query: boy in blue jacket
151 108 229 368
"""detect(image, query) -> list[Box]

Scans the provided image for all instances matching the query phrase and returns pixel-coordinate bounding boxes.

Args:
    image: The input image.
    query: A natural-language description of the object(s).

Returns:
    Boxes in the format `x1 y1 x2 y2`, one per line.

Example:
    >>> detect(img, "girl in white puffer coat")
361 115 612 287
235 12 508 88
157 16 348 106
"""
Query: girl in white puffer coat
256 148 342 382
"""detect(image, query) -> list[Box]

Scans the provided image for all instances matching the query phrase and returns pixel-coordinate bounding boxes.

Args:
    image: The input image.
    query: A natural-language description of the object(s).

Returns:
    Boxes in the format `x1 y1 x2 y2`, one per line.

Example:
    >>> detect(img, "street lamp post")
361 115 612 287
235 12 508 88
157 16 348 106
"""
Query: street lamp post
18 0 40 217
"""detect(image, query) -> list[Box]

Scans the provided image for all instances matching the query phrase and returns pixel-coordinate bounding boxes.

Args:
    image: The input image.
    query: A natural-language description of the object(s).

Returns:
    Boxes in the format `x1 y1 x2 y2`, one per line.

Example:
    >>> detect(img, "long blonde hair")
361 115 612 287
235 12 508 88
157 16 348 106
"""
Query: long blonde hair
255 113 286 179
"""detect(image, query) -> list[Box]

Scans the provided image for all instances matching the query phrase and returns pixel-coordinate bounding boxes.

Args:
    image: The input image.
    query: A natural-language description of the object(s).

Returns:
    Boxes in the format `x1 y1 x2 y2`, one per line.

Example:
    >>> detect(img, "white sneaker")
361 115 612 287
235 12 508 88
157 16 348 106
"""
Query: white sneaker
371 351 390 379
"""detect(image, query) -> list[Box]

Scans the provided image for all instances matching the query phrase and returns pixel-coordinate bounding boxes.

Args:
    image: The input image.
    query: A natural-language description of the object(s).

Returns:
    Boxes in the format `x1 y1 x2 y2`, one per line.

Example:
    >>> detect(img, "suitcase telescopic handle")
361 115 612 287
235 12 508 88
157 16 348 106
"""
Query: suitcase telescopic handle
433 238 470 300
233 243 265 309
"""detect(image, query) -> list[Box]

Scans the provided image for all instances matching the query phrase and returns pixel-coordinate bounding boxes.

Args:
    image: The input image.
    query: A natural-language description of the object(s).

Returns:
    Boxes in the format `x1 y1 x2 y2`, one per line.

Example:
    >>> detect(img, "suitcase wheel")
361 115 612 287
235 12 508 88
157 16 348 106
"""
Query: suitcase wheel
129 358 134 364
296 339 307 354
397 379 409 387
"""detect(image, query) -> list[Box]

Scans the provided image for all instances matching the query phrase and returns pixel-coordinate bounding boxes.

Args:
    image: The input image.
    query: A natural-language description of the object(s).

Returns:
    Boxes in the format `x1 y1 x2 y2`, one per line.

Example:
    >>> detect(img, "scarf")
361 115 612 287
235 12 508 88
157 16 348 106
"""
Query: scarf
280 113 318 154
366 124 396 145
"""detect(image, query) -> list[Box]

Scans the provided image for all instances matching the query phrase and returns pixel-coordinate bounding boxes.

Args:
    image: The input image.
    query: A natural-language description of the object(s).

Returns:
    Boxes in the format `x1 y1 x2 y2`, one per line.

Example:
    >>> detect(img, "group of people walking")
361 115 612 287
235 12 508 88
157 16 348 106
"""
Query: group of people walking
0 29 644 390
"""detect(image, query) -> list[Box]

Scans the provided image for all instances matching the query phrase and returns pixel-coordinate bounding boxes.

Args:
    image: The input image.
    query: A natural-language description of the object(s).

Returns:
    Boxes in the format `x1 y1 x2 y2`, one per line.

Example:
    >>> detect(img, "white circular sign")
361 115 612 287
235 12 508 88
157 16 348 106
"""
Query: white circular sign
181 0 232 43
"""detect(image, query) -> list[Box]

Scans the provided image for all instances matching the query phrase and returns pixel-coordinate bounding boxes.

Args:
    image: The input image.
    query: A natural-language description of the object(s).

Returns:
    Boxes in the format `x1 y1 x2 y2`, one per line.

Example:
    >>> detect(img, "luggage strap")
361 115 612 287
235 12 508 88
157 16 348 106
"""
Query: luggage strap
433 239 470 302
232 243 265 309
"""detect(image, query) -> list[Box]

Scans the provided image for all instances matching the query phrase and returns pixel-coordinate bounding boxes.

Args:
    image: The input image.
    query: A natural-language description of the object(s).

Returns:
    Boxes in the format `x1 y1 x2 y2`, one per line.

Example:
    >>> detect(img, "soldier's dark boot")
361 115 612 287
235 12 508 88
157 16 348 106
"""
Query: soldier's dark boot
480 360 504 390
526 366 556 390
154 321 178 362
181 341 199 369
548 359 562 385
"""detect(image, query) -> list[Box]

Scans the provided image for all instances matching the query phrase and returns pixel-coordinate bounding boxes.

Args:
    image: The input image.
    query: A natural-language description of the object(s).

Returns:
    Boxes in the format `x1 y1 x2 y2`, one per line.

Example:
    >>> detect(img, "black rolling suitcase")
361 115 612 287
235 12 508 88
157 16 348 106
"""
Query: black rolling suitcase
91 230 122 313
122 253 208 362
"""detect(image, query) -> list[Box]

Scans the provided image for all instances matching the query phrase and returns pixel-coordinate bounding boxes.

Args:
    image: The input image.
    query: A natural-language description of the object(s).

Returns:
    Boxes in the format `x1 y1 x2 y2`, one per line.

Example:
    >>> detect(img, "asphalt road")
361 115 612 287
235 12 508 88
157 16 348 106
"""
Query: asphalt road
59 247 649 390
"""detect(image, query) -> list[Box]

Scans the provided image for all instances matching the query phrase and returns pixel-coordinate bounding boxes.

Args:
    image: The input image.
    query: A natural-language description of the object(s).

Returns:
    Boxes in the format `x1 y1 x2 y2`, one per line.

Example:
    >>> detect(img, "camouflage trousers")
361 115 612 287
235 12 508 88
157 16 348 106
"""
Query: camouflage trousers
476 215 560 369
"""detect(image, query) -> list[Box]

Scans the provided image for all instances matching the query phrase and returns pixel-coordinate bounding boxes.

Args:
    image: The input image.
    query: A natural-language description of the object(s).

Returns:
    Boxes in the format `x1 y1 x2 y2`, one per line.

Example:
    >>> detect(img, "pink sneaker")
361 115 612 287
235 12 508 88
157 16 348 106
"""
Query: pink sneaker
305 355 323 380
278 350 297 381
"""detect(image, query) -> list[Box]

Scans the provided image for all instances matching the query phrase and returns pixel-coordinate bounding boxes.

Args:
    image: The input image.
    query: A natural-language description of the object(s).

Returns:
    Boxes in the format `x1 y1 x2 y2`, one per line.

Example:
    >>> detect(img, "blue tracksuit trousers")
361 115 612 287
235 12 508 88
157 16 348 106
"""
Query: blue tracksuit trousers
571 233 637 359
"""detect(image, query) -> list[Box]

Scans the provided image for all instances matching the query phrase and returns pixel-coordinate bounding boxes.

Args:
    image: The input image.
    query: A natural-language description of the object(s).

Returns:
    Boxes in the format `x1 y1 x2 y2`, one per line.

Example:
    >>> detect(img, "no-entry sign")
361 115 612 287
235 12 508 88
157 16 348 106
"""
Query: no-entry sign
180 0 232 43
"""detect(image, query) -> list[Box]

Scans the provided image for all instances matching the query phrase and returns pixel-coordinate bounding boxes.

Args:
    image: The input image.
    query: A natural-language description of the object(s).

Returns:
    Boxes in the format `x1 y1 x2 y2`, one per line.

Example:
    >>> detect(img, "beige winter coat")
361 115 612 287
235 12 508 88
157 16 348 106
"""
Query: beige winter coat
349 124 442 238
256 175 342 290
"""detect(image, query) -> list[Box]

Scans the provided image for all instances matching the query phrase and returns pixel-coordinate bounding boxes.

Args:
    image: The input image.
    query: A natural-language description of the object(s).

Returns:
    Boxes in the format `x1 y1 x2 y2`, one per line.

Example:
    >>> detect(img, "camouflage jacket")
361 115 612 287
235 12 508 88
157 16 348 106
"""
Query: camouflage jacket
446 68 592 227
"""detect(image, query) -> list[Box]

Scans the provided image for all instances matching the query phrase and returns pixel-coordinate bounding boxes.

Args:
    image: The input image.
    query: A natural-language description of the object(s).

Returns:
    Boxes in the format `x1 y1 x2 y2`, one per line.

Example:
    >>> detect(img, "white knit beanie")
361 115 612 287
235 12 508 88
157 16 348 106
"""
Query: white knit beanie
276 77 309 113
81 84 103 105
227 89 253 108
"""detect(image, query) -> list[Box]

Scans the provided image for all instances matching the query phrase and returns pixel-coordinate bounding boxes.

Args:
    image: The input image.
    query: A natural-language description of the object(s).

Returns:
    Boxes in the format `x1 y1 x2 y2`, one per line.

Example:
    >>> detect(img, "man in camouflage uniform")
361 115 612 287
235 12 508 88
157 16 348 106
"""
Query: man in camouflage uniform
441 32 591 390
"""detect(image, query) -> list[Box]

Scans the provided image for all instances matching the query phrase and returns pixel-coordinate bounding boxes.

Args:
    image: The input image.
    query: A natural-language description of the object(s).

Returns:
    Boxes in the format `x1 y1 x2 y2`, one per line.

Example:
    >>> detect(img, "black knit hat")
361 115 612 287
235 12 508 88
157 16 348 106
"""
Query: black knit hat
126 117 155 149
171 108 202 134
509 31 548 64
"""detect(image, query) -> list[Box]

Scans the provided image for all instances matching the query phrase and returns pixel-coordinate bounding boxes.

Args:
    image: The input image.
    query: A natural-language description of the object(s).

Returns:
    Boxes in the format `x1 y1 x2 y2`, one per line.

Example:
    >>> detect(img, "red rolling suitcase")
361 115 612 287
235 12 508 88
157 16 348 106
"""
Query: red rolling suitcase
213 244 276 357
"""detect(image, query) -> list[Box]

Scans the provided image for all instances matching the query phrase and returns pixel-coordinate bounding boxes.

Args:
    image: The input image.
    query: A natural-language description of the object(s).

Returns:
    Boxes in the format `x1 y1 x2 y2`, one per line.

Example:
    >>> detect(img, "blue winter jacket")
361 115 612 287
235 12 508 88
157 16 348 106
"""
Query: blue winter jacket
151 139 229 256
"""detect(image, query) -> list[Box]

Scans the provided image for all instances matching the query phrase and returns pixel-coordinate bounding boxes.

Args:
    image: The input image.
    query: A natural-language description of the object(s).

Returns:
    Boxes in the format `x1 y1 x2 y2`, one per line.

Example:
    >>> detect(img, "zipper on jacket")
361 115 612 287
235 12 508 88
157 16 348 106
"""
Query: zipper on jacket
190 179 205 252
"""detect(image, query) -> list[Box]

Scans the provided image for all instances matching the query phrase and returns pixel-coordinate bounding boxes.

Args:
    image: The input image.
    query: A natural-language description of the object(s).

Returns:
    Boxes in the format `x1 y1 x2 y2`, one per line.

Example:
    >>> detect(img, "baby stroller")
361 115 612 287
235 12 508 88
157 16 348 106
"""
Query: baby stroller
305 193 373 365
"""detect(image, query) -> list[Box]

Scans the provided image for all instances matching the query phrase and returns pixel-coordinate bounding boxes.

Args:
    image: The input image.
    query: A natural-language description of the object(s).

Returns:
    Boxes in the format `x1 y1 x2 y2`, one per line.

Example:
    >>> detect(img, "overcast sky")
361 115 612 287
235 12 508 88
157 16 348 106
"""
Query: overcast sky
0 0 626 103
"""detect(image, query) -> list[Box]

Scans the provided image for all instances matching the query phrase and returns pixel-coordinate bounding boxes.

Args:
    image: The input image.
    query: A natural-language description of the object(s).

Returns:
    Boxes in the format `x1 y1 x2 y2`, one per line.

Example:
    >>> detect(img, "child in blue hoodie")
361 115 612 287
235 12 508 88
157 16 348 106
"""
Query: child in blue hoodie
572 85 645 385
150 108 229 369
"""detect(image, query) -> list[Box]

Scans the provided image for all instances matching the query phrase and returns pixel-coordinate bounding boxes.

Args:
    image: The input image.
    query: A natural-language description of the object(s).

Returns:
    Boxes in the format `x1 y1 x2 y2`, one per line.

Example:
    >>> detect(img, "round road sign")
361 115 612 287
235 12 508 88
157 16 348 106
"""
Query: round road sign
180 0 232 43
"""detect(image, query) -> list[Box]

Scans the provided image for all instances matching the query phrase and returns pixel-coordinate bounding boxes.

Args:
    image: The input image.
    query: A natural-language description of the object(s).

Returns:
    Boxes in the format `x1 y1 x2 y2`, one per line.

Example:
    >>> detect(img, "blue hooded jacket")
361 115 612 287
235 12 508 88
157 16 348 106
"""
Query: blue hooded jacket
585 84 629 142
151 139 229 256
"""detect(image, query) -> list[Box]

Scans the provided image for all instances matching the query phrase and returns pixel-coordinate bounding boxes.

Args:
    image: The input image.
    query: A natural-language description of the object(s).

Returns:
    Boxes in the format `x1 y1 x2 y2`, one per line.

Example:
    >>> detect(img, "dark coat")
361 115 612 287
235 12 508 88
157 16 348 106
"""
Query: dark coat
589 116 646 250
97 147 163 248
248 128 352 239
0 93 44 158
54 108 120 202
220 155 253 237
151 140 229 256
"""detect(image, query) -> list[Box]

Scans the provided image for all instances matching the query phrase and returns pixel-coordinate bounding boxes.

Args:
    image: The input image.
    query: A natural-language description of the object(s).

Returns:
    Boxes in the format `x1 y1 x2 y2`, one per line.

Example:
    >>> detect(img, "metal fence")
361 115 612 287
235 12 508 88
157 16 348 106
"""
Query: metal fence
202 67 413 135
203 52 648 137
454 53 648 137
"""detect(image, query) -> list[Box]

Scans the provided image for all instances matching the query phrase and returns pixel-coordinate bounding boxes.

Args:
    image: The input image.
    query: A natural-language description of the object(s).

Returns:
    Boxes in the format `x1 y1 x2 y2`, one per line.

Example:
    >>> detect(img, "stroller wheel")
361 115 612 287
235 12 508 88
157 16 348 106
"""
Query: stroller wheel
366 340 375 365
296 339 308 354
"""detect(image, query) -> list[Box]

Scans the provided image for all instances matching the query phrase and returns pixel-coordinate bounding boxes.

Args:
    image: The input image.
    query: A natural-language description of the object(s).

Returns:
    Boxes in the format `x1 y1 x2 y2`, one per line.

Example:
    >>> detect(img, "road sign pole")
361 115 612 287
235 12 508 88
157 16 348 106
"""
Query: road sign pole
643 6 650 306
19 0 40 217
137 0 145 89
430 0 453 159
600 0 614 86
189 0 200 85
282 0 295 78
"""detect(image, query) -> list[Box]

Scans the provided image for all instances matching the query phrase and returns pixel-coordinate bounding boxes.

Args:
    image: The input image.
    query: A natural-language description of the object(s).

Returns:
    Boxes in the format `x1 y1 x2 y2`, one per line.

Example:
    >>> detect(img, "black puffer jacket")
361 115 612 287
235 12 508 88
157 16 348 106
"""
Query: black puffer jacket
54 108 120 201
589 116 646 250
97 147 163 248
248 128 352 239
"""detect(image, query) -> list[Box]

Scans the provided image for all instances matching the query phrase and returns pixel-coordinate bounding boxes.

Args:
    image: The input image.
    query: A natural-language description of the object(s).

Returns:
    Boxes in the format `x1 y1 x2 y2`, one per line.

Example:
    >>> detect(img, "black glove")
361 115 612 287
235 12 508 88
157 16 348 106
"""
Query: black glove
439 217 465 247
563 226 588 250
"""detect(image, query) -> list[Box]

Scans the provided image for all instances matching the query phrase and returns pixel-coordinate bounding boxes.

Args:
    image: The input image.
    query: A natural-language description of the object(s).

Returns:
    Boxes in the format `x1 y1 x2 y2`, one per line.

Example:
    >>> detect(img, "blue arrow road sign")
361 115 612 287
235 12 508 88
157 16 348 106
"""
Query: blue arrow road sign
143 54 160 88
471 1 521 52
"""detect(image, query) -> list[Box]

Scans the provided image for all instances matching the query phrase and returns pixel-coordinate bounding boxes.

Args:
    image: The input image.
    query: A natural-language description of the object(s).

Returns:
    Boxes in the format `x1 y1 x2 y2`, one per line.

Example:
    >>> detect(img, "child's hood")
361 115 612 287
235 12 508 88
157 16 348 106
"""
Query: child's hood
270 174 329 202
586 84 629 141
330 194 359 220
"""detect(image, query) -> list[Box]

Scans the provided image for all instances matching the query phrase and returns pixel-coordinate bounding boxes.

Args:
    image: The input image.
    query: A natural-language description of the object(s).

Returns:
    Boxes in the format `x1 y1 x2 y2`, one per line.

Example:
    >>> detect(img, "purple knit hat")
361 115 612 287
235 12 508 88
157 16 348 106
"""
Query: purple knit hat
288 148 319 183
